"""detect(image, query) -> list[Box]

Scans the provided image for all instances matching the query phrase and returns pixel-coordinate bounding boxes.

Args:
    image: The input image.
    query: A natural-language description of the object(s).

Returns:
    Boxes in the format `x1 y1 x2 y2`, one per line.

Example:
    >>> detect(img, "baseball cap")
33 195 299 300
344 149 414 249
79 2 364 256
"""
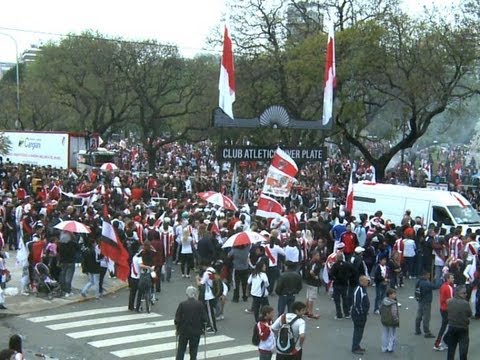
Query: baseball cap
336 243 345 249
355 246 365 254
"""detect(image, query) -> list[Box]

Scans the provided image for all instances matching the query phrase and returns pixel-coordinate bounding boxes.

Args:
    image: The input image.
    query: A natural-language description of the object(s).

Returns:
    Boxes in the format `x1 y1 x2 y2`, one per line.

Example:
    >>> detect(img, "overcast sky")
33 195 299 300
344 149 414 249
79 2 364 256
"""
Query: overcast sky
0 0 458 63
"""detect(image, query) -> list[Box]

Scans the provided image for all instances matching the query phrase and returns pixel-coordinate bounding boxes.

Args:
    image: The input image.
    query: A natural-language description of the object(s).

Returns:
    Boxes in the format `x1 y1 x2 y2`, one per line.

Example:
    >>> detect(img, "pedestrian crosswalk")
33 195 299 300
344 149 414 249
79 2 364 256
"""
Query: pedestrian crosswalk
25 306 258 359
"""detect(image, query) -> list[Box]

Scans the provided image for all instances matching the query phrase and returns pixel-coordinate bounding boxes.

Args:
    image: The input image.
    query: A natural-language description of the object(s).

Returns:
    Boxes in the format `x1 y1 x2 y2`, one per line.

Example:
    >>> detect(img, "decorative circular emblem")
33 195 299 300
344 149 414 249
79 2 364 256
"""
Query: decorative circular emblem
259 106 290 128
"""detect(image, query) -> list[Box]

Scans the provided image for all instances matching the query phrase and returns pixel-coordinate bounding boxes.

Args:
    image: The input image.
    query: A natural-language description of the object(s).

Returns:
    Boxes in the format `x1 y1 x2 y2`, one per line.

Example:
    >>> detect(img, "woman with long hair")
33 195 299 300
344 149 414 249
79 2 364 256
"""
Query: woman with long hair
248 261 270 322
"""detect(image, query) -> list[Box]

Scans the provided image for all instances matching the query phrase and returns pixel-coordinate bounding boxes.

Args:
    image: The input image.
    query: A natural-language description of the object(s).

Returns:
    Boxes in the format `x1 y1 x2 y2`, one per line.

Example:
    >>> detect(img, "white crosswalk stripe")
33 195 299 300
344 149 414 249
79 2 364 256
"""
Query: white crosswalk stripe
67 320 173 339
26 306 258 359
47 313 162 330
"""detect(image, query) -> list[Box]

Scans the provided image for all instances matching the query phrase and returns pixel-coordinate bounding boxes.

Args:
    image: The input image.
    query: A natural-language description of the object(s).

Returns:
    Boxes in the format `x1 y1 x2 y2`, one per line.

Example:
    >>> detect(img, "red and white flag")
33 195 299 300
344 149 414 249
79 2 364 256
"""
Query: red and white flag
218 24 235 119
262 148 298 198
346 171 354 214
322 21 336 127
271 148 298 178
100 220 130 282
256 193 285 219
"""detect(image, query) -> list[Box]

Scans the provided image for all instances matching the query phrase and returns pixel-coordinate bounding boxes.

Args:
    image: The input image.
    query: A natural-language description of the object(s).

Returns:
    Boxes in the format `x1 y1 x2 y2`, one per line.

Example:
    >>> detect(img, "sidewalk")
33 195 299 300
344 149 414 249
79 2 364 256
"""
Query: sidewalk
0 251 128 317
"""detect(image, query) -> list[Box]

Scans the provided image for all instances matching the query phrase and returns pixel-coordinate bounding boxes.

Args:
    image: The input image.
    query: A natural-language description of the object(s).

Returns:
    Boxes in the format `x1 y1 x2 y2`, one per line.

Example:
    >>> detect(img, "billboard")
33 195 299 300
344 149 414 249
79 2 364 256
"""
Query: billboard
218 146 326 162
5 131 70 168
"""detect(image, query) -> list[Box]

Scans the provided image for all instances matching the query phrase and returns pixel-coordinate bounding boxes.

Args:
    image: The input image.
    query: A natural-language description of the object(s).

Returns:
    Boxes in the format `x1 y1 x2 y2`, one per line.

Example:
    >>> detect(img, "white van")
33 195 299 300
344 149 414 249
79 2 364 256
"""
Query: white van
352 183 480 234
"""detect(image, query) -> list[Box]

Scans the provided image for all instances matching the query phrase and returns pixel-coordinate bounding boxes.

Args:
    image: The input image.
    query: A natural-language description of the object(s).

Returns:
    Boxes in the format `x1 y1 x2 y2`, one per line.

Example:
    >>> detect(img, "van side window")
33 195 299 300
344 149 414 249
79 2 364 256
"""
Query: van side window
432 206 453 226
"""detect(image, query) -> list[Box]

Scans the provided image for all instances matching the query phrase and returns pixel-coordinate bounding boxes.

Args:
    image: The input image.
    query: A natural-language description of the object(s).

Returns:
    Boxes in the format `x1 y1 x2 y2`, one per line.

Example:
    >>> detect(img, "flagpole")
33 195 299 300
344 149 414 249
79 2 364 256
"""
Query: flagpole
319 136 325 214
217 128 224 193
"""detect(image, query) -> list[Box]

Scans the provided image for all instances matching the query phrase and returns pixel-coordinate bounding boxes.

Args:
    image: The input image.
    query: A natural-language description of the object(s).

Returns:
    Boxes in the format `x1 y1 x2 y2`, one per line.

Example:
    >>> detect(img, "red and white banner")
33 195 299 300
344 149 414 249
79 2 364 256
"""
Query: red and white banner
256 193 285 218
262 148 298 198
322 21 336 127
218 24 235 119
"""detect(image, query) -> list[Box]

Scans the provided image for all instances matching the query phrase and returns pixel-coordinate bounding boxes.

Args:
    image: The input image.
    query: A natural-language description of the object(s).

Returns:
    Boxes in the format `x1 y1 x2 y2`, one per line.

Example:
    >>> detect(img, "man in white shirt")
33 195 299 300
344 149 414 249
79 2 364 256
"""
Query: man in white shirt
271 301 307 359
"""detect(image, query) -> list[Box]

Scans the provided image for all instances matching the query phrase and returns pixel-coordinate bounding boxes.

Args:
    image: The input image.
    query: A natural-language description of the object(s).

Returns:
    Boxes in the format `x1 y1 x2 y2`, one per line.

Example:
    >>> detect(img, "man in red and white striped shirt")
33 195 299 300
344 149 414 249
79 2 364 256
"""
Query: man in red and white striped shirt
448 228 463 262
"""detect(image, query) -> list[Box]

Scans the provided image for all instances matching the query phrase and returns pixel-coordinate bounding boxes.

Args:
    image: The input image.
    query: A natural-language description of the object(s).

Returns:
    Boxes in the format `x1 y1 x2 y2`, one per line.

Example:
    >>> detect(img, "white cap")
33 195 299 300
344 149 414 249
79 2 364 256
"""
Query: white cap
355 246 365 253
206 267 216 273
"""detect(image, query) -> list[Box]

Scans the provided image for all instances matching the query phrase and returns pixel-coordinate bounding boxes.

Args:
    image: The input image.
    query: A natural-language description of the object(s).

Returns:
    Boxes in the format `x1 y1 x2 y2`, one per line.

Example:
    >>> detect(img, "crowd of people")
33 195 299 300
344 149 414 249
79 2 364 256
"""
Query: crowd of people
0 140 479 360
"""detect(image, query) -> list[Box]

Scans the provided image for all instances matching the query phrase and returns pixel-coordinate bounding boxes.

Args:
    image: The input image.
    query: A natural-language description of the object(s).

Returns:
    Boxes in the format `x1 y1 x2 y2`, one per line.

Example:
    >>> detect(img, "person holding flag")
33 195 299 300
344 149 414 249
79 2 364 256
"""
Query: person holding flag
99 207 130 283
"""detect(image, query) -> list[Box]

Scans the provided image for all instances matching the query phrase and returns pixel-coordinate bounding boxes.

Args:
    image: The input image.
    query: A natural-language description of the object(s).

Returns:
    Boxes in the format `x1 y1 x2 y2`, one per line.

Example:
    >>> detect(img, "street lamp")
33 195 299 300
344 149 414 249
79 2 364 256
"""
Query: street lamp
0 32 21 129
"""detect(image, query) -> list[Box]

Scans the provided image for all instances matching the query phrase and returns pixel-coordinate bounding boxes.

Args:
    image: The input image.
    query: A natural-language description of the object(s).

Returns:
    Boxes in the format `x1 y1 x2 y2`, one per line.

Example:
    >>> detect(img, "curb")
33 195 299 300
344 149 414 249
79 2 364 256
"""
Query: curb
0 282 128 319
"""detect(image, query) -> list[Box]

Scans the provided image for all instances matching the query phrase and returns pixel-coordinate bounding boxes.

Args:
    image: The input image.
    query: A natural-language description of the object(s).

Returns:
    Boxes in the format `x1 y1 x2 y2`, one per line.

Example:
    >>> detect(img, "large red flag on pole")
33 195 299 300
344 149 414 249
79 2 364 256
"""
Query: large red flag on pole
218 24 235 119
322 20 336 127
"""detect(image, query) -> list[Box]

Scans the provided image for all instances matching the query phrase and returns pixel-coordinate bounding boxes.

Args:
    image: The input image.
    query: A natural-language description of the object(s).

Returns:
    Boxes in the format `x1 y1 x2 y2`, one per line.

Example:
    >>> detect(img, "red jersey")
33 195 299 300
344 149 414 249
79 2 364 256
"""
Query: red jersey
340 231 358 254
439 282 453 311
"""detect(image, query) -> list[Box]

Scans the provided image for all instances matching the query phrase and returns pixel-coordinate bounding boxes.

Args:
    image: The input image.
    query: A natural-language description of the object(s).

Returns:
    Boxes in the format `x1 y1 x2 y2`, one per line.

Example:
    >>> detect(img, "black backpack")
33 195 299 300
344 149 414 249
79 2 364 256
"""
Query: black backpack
276 314 300 354
251 322 260 346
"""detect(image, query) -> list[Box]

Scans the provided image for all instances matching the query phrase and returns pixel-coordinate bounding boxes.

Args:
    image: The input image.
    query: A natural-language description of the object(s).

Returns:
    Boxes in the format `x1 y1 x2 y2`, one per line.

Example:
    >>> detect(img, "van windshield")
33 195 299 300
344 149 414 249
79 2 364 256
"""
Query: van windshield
447 205 480 225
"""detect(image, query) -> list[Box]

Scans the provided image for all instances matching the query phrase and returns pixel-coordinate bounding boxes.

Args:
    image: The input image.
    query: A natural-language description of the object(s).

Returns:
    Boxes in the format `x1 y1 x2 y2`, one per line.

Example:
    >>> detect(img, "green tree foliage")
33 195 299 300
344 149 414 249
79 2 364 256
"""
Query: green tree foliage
28 32 135 134
226 0 479 181
117 42 211 171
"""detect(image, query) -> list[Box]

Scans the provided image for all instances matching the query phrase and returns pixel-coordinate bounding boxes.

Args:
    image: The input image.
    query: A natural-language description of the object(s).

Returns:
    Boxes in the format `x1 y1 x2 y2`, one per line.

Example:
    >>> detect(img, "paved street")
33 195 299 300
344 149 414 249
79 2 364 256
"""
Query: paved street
1 265 479 359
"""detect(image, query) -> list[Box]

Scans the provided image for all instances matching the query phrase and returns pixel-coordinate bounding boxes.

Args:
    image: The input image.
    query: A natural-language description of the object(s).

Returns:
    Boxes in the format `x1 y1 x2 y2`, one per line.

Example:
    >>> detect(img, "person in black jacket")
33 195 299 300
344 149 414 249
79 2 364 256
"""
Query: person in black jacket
351 275 370 354
415 270 441 338
331 253 354 319
58 231 79 297
80 237 102 299
275 261 302 316
175 285 208 360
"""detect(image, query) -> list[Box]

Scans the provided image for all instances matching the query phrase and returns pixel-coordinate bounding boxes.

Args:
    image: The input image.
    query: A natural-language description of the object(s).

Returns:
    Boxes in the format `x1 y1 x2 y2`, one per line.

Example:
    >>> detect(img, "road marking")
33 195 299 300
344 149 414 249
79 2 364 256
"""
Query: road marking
111 335 234 358
47 313 162 330
88 329 176 348
67 319 173 339
27 306 128 323
158 344 258 360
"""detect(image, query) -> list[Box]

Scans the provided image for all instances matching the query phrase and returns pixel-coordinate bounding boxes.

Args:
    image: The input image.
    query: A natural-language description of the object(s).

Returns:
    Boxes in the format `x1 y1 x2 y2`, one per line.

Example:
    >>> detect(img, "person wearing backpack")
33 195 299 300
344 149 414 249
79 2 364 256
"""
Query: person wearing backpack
271 301 307 359
253 305 275 360
248 261 270 322
379 288 400 353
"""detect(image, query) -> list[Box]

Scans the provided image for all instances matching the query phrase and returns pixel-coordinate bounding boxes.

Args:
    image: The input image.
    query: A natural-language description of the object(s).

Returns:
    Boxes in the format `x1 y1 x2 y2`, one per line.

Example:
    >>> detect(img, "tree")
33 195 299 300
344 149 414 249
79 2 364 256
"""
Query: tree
224 0 480 181
29 32 135 135
334 13 479 180
117 42 211 171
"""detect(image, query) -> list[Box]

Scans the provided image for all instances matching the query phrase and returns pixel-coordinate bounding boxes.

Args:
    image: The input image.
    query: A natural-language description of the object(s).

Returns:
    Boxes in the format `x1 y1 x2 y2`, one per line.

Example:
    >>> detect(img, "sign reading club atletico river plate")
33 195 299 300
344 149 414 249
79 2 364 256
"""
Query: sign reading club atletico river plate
218 146 326 162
